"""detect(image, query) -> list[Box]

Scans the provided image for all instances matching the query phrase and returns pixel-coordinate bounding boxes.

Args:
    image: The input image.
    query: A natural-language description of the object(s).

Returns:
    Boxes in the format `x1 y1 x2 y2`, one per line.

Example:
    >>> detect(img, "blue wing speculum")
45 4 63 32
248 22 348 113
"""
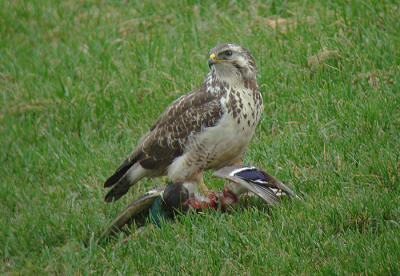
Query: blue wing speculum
213 165 299 206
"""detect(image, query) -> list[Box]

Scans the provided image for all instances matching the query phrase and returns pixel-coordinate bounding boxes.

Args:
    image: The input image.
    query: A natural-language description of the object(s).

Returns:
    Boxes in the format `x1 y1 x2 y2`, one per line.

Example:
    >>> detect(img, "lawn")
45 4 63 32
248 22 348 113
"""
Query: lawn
1 0 399 274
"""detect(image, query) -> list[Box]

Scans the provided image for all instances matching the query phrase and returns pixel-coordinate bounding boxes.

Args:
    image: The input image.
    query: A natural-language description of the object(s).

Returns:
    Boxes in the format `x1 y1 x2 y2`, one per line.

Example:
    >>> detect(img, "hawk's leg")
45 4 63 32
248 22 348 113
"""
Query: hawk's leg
198 180 210 195
192 172 210 195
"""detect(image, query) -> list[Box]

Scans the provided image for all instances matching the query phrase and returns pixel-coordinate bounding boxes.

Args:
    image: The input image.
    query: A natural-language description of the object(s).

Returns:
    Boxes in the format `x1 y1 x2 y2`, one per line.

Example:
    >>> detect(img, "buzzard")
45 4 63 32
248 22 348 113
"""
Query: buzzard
103 43 263 203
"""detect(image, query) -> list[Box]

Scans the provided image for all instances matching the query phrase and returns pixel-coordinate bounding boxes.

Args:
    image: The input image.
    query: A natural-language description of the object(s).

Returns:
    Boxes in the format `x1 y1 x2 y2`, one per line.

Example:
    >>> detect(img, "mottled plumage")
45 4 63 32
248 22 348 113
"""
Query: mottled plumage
103 43 263 203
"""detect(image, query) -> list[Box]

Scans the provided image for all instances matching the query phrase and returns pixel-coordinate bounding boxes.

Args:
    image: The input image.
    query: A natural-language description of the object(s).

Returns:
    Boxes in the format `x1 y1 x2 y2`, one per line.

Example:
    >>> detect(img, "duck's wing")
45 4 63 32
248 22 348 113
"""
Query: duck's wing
216 165 297 196
252 166 298 199
97 185 166 243
212 167 282 206
213 165 301 205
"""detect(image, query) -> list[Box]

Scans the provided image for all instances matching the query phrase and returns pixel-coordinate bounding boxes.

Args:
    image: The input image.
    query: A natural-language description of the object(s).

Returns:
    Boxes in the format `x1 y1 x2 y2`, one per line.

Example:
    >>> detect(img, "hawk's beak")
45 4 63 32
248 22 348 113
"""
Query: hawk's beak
208 53 217 69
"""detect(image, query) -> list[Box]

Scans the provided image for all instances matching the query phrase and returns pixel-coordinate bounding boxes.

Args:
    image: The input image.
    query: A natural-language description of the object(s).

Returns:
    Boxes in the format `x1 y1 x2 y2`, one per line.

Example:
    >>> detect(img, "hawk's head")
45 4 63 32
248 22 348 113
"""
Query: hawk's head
208 43 257 85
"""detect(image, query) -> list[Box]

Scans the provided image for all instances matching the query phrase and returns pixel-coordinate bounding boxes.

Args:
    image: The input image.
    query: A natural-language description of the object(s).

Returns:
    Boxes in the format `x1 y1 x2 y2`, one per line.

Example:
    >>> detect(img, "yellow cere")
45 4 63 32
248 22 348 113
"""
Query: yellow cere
210 53 217 60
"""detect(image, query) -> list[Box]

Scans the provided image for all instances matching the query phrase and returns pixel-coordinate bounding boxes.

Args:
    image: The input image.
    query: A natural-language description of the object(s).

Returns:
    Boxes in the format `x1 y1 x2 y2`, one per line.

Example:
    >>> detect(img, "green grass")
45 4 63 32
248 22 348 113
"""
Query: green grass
1 0 399 274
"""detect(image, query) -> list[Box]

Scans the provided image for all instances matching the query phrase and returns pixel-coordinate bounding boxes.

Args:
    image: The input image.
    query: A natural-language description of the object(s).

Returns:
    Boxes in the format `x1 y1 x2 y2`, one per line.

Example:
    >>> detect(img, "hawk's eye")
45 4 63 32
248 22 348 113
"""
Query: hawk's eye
225 50 233 57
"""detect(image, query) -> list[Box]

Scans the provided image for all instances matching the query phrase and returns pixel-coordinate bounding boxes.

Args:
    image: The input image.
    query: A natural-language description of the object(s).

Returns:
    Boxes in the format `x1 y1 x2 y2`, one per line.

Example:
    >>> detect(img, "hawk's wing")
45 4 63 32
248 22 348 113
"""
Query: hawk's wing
104 84 224 188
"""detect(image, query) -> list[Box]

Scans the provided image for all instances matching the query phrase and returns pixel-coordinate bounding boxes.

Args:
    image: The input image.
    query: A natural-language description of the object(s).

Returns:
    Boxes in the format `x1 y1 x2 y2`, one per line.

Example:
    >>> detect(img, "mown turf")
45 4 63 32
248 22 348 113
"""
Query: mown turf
1 0 399 274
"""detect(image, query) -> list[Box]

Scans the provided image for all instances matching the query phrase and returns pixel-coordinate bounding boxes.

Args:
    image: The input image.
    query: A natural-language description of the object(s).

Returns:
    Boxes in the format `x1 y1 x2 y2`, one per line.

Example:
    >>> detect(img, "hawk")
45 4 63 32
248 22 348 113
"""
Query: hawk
103 43 263 203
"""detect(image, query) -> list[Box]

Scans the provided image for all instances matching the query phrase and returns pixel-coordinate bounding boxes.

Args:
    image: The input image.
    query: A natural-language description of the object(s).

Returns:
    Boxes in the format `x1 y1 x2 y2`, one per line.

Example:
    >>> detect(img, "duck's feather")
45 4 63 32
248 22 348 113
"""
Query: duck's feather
97 185 166 243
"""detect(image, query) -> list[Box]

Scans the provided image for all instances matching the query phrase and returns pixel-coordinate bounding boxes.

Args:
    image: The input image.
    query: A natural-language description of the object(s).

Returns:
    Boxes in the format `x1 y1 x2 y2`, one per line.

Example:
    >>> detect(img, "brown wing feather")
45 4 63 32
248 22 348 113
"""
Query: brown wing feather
104 84 224 188
137 84 224 168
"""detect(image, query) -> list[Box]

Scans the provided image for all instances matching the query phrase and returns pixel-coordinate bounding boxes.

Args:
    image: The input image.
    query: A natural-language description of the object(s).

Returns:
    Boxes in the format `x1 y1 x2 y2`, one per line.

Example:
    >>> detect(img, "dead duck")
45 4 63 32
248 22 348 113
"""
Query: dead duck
97 165 298 243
